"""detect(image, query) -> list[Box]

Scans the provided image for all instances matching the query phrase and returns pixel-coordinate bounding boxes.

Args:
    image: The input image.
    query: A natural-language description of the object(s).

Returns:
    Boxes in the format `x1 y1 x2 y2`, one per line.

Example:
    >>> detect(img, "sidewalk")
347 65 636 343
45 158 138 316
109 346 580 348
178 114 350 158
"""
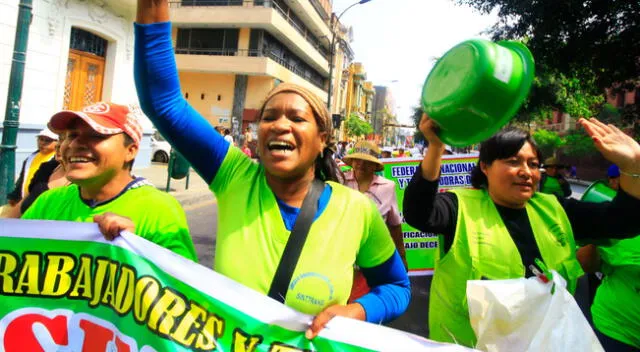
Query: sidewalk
134 163 214 206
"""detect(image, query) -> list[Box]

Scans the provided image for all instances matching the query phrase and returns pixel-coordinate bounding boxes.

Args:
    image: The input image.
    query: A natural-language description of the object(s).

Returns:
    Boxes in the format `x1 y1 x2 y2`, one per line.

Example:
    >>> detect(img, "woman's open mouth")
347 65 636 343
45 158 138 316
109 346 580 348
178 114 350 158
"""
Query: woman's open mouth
267 141 295 156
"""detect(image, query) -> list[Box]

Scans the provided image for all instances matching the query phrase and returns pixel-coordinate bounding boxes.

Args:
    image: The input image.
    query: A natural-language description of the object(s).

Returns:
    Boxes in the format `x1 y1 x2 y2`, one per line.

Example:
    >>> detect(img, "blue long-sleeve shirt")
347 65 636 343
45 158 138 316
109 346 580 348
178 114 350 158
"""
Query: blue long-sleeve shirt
134 22 409 323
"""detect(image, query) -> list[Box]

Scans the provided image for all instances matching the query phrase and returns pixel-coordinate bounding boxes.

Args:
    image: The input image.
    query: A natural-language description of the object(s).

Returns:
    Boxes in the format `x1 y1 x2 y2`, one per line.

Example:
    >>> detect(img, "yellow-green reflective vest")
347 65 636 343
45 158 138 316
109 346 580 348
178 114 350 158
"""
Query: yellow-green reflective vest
429 189 584 347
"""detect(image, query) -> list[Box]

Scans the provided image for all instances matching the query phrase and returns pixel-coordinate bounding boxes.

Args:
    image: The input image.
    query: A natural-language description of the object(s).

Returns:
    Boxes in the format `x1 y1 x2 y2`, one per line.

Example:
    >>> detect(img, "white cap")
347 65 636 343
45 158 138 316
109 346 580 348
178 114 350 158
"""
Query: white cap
37 127 59 141
382 147 393 153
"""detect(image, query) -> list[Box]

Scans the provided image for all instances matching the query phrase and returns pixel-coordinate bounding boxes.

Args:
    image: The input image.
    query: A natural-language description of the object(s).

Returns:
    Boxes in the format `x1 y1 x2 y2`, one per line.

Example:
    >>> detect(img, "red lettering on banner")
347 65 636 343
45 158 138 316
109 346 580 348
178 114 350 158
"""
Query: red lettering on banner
3 314 68 352
79 319 131 352
1 309 141 351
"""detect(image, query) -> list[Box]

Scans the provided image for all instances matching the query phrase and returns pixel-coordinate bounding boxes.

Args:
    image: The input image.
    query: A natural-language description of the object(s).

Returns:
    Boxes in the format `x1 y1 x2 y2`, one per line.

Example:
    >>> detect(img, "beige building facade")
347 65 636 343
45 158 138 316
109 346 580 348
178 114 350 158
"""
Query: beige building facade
168 0 339 136
1 0 157 168
337 62 374 140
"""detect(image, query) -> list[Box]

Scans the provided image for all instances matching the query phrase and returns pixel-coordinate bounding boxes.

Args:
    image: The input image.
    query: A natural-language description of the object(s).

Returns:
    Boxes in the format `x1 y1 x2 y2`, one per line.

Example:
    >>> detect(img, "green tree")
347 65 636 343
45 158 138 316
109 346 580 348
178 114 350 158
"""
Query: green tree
456 0 638 124
620 104 640 141
345 113 373 138
532 129 563 158
598 103 640 140
411 104 425 144
562 128 598 157
514 66 605 125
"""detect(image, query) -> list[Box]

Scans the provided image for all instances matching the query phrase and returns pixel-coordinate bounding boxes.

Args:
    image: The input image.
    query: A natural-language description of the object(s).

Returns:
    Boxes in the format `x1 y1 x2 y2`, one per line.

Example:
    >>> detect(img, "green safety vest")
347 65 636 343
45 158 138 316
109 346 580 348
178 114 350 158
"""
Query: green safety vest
540 175 563 197
429 188 584 347
591 236 640 348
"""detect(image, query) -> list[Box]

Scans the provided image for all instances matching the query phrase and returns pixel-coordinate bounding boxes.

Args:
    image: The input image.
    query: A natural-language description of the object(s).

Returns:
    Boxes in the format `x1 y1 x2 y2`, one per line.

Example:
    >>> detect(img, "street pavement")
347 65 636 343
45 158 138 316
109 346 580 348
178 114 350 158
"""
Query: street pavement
133 163 594 338
184 200 217 267
134 162 214 206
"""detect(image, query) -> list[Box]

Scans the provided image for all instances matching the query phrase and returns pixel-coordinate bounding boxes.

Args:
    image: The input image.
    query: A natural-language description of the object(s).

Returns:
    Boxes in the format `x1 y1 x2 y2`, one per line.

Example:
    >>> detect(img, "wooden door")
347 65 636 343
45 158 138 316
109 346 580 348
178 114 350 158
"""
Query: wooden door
63 49 105 110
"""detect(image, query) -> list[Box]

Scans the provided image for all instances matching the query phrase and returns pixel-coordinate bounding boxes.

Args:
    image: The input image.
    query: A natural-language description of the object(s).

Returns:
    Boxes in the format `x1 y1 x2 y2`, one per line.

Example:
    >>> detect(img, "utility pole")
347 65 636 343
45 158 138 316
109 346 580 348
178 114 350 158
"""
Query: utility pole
326 0 371 113
0 0 33 203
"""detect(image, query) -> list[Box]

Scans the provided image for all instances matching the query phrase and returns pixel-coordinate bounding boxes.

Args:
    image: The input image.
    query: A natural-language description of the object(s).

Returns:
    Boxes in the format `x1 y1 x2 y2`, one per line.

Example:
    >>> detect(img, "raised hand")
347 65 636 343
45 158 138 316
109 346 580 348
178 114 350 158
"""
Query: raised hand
579 118 640 173
419 113 444 148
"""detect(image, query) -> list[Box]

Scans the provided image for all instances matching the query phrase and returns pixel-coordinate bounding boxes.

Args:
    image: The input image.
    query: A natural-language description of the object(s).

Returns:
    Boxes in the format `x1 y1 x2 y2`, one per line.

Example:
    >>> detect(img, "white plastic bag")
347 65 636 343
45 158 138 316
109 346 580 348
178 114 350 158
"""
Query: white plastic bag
466 271 603 352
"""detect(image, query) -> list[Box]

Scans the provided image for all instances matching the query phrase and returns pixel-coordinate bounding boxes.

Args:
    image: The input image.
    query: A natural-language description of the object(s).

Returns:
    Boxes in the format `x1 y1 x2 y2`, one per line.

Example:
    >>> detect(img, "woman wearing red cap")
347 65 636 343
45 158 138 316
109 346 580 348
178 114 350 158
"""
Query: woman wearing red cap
132 0 410 340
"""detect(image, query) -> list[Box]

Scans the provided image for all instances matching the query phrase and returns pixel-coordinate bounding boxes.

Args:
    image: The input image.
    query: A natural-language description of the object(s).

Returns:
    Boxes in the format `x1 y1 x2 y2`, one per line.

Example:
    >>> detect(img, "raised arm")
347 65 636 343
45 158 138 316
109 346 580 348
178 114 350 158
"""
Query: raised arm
580 118 640 199
559 118 640 242
418 114 445 181
563 189 640 242
403 114 457 238
136 0 170 24
134 0 228 184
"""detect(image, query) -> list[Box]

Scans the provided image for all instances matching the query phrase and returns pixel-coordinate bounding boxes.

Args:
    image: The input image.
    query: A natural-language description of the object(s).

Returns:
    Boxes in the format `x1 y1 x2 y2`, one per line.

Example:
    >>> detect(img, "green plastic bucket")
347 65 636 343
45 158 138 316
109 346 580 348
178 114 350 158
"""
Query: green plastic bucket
581 180 616 203
422 39 535 147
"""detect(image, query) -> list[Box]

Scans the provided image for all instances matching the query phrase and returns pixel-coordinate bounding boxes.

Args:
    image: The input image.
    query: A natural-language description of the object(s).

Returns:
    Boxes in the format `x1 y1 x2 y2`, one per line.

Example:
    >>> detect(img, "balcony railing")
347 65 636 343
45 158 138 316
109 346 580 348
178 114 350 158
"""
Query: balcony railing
268 0 329 60
175 48 262 56
265 52 324 88
168 0 329 60
169 0 249 6
175 47 324 89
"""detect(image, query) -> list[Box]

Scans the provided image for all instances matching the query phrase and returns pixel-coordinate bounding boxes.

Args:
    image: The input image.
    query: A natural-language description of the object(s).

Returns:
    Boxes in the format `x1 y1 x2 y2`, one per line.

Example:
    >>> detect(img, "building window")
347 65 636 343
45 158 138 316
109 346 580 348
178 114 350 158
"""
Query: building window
267 0 329 59
176 28 240 55
249 30 326 89
70 28 107 58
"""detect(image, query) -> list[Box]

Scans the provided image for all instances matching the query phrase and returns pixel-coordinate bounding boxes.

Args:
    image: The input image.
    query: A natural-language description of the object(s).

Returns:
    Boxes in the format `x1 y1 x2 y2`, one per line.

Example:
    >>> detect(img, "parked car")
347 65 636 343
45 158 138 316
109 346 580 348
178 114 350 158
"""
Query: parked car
151 131 171 163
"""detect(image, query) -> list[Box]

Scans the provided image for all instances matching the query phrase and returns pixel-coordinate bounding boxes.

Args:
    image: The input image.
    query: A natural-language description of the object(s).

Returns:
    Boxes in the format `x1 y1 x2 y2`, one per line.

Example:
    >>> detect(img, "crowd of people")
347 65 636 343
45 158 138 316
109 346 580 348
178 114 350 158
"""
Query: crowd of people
0 0 638 349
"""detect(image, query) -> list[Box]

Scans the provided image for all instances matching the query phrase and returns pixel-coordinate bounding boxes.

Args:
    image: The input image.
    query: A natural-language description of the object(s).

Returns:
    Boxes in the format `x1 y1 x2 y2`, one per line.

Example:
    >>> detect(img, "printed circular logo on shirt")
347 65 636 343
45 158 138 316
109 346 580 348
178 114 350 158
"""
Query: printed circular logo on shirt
288 272 334 311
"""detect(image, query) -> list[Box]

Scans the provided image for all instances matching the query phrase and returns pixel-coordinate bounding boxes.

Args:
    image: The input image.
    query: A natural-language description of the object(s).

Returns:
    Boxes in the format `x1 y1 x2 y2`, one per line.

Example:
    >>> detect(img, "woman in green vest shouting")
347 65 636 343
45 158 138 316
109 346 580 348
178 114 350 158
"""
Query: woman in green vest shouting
403 114 640 347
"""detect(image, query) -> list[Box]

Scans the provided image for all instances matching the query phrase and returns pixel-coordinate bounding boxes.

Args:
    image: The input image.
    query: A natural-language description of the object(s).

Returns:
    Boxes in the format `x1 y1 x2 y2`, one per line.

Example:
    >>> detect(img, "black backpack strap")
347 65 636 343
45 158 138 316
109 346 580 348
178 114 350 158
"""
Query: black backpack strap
268 179 325 303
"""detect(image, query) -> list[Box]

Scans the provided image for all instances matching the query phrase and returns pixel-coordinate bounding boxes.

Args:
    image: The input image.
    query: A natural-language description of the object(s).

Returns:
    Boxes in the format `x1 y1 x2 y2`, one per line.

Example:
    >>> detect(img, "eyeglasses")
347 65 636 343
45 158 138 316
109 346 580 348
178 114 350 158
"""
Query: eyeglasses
38 137 55 144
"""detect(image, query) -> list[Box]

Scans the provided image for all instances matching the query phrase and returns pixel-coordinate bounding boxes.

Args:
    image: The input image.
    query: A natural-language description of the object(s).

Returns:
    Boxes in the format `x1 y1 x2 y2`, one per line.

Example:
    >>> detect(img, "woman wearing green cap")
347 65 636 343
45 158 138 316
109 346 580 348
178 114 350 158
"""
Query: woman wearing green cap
403 114 640 347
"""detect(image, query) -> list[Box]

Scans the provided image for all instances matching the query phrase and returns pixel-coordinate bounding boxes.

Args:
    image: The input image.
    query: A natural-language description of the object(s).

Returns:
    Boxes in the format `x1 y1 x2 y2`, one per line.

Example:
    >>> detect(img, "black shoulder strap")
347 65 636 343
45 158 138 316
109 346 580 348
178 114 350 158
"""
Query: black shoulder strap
268 179 325 303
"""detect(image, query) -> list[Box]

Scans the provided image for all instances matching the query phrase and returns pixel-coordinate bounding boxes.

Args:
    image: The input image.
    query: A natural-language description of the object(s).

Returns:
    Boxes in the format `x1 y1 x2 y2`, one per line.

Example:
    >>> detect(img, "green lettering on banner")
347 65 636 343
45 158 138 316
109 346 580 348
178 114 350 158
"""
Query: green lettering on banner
383 155 478 275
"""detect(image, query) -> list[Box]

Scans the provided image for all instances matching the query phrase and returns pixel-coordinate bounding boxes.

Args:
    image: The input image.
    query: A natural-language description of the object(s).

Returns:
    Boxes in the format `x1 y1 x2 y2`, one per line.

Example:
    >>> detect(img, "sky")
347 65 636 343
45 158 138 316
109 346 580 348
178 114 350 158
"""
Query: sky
331 0 498 126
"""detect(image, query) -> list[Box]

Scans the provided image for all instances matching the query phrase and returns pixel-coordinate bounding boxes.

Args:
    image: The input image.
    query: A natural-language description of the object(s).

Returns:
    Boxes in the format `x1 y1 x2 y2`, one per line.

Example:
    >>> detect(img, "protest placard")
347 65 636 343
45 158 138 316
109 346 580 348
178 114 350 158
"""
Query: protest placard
382 154 478 275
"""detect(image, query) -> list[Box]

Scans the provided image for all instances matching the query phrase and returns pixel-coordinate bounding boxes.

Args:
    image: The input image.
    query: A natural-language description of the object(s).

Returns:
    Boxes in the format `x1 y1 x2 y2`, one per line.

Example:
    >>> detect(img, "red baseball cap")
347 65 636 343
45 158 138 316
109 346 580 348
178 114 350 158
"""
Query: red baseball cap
49 102 143 145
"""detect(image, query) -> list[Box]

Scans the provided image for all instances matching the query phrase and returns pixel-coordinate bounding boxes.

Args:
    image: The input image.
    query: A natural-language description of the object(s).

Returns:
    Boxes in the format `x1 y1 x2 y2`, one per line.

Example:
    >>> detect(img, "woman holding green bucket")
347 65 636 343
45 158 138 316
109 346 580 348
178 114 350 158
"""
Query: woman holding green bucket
403 114 640 347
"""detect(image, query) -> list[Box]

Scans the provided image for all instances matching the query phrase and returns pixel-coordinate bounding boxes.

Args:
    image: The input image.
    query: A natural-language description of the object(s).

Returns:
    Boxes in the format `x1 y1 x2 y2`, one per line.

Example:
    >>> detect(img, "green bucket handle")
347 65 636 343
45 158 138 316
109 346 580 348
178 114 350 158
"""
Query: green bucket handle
580 180 616 203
